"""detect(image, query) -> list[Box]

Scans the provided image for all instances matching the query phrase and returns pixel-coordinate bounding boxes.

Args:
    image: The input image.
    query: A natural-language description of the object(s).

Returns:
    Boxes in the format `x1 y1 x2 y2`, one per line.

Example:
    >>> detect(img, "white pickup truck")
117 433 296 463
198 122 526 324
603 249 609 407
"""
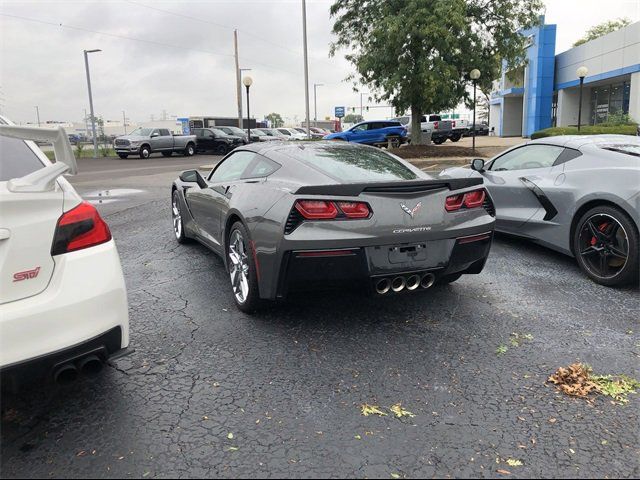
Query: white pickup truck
392 114 453 144
114 127 197 159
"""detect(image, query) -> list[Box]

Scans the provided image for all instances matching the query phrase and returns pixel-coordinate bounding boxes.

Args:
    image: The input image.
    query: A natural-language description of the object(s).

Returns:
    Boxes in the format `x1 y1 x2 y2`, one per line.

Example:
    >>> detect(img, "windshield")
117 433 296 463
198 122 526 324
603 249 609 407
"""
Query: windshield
225 126 245 136
252 130 266 136
129 127 153 136
285 144 418 182
294 128 306 134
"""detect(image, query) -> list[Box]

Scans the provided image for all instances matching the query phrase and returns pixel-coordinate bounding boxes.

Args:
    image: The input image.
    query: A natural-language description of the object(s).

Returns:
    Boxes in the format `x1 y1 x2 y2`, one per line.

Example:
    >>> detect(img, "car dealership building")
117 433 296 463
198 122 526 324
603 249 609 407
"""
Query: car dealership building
489 18 639 137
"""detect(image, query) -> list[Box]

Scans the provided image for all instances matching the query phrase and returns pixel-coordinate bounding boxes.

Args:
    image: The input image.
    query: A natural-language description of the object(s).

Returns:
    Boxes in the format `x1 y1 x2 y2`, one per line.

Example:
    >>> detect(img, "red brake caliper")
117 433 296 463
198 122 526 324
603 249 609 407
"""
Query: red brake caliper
591 222 609 246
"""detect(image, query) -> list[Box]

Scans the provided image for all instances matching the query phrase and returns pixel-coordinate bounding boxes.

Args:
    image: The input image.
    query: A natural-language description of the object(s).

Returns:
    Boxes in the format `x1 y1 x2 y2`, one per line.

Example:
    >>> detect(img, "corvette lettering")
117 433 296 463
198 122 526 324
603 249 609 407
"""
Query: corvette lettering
13 266 41 282
393 226 432 234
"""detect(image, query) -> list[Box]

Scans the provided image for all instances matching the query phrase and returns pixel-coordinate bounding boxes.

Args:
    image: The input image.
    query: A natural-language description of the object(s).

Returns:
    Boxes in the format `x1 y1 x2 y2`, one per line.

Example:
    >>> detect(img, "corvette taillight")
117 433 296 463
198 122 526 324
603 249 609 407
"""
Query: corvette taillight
51 201 112 255
294 200 371 220
445 189 486 212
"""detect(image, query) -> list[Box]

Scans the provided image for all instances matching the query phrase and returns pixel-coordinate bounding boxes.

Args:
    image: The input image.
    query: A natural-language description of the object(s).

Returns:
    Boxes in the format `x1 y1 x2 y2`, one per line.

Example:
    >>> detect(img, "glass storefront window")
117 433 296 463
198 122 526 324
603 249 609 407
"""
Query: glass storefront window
590 81 631 125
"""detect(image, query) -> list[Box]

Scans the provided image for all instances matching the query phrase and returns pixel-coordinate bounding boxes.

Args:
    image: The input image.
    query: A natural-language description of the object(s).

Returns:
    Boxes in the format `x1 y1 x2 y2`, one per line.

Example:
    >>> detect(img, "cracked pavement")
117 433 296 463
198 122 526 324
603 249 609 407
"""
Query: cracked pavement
1 155 639 478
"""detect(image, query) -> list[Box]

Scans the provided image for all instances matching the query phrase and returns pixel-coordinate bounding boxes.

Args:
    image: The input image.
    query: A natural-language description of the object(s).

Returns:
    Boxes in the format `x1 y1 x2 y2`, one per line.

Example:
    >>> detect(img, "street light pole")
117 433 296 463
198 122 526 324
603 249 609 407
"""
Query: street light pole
360 92 369 118
84 49 101 158
34 106 40 127
302 0 311 139
238 68 252 128
122 110 127 134
470 69 481 152
243 76 253 142
576 66 588 132
313 83 323 127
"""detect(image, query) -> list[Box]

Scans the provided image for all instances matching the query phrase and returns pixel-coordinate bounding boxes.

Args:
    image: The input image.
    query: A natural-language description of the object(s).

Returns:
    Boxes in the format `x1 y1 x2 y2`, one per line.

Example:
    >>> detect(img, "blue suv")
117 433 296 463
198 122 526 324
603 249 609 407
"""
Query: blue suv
324 121 408 148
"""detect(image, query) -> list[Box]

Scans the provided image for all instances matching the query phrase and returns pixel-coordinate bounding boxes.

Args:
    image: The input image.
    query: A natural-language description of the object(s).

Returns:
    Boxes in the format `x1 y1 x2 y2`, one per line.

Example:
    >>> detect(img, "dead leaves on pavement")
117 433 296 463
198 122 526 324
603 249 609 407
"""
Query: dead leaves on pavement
548 363 639 404
360 403 415 419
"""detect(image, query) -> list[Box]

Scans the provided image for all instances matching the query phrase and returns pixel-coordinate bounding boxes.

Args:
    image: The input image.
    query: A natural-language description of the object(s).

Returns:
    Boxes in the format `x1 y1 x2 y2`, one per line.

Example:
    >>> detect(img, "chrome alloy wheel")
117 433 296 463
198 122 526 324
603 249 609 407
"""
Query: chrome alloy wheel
228 229 250 304
578 213 629 279
172 194 182 239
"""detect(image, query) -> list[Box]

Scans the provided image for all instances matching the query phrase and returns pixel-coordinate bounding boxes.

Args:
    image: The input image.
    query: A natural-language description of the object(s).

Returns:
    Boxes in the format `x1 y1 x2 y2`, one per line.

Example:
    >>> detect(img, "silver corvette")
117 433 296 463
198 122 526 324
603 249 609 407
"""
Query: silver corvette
443 135 640 287
171 142 495 311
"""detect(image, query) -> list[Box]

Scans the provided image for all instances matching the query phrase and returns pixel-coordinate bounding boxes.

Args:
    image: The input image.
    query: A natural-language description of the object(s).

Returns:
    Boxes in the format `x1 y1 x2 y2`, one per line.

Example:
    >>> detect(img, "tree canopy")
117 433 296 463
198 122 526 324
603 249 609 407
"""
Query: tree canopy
265 112 284 128
343 113 364 124
330 0 543 143
573 18 632 47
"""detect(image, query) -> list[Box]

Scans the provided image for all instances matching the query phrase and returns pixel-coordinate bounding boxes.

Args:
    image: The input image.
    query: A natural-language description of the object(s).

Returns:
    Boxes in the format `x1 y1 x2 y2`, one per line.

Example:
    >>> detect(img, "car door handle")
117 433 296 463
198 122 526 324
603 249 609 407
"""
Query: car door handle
0 228 11 240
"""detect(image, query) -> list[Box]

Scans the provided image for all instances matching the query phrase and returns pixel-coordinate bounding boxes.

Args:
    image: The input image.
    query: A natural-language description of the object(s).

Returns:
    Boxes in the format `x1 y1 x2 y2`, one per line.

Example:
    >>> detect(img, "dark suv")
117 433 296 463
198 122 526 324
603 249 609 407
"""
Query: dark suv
193 128 244 155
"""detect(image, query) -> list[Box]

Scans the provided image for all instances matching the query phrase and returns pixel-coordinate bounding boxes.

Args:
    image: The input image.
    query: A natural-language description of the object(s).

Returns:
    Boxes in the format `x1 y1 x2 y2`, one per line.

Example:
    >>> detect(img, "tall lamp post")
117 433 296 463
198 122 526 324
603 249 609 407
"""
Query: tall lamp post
576 66 588 132
360 92 369 119
243 76 253 142
34 106 41 127
470 69 481 152
84 49 101 158
313 83 323 127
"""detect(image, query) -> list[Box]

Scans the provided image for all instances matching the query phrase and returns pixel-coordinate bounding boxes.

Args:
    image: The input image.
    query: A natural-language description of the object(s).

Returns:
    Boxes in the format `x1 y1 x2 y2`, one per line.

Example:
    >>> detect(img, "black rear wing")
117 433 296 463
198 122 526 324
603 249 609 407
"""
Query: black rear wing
295 178 483 196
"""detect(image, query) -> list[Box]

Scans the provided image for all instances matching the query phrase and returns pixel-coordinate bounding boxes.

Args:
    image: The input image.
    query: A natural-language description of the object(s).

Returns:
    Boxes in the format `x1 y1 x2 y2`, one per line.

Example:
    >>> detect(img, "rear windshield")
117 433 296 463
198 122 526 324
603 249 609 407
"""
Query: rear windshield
286 144 417 182
600 144 640 157
0 136 45 181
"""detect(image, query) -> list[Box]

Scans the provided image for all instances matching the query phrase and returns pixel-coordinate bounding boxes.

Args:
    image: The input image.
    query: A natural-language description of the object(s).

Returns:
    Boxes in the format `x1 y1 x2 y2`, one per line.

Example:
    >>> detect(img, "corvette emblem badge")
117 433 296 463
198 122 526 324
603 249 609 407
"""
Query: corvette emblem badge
400 202 422 218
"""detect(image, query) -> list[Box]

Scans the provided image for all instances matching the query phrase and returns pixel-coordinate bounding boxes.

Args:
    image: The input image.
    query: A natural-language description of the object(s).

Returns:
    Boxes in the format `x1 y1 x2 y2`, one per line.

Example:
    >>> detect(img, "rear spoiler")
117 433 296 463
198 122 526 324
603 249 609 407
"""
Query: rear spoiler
295 178 483 196
0 125 77 192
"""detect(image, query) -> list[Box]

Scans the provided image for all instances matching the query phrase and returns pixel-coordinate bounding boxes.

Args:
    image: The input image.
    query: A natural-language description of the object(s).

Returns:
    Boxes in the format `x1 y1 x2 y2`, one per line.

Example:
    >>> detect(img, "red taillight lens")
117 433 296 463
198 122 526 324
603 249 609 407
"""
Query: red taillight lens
295 200 338 219
434 121 439 129
445 194 465 211
463 189 485 208
445 189 486 212
336 201 371 219
51 201 112 255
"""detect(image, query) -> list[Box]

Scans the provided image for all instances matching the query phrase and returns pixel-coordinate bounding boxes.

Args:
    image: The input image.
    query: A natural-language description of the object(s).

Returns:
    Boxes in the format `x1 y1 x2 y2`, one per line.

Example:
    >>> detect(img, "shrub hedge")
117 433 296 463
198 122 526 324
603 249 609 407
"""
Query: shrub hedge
531 124 637 139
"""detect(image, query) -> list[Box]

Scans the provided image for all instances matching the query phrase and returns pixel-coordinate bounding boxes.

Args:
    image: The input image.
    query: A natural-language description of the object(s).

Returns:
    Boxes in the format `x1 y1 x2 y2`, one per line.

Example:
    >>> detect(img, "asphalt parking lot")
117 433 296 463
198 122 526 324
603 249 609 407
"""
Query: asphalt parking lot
1 153 638 478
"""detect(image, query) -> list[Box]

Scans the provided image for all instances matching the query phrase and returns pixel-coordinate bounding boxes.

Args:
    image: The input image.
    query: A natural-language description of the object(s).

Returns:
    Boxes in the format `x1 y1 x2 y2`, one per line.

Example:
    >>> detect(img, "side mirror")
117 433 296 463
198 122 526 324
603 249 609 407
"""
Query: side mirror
471 158 485 172
179 169 207 188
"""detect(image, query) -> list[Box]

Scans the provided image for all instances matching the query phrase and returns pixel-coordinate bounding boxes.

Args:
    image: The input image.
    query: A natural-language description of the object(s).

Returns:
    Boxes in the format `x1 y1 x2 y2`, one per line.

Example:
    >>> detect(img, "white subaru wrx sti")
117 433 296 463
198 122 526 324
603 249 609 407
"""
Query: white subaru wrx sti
0 116 129 390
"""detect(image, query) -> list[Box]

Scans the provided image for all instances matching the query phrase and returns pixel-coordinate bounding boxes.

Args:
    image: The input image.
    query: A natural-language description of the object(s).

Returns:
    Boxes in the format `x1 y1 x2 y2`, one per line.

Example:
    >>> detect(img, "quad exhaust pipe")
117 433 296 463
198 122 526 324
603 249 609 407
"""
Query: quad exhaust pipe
374 272 437 294
52 354 105 385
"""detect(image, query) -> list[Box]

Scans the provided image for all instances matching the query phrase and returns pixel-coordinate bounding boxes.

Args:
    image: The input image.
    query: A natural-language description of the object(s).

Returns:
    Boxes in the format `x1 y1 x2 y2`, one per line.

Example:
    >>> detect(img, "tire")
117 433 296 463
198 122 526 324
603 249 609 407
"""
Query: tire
215 144 229 155
139 145 151 159
387 136 401 149
162 151 172 157
117 153 129 159
449 133 461 142
439 273 463 285
432 137 445 145
573 205 639 286
227 221 262 313
184 143 195 157
171 190 191 244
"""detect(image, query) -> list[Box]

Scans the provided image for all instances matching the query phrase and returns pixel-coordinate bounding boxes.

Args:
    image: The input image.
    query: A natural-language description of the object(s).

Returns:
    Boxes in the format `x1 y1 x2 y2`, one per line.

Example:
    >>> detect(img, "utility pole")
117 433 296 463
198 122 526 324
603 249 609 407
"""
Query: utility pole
234 30 242 129
34 106 41 127
360 92 369 118
302 0 311 138
122 110 127 134
84 48 101 158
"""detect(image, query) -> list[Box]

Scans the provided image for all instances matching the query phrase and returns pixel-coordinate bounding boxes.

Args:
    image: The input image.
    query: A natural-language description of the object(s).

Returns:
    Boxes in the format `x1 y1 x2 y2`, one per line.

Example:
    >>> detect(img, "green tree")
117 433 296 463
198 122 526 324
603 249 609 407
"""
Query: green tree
343 113 364 124
573 18 631 47
330 0 542 144
265 112 284 128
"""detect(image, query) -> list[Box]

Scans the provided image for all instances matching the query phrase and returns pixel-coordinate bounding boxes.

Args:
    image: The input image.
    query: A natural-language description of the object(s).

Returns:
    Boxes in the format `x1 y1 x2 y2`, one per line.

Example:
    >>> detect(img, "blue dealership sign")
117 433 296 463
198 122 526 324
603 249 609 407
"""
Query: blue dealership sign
334 106 345 118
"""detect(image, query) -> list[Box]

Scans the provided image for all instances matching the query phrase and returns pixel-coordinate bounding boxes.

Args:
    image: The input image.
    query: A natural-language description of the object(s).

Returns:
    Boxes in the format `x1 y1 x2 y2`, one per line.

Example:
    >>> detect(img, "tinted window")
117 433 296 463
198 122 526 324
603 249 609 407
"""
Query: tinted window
209 151 255 182
490 145 564 171
244 156 280 178
554 148 582 165
287 144 417 182
600 144 640 157
428 115 441 122
0 137 45 181
351 124 368 132
159 129 171 136
278 129 291 136
193 129 204 138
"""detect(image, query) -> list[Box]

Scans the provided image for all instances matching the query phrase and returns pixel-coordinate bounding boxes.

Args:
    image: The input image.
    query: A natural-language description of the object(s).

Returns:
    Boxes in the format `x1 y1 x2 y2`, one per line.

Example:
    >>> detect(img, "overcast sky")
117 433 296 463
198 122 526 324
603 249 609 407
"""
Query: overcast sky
1 0 639 125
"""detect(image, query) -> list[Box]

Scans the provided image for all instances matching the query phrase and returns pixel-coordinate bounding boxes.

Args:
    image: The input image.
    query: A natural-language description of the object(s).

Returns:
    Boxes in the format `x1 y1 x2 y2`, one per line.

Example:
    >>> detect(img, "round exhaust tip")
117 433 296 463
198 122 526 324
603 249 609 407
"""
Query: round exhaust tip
375 278 391 295
53 363 79 386
78 355 104 377
406 274 421 291
420 273 436 289
391 276 406 292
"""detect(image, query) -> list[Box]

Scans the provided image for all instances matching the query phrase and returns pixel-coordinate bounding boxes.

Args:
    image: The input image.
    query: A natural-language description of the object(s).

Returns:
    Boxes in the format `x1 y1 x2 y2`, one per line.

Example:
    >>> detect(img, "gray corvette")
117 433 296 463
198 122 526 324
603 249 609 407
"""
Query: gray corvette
443 135 640 287
171 142 495 311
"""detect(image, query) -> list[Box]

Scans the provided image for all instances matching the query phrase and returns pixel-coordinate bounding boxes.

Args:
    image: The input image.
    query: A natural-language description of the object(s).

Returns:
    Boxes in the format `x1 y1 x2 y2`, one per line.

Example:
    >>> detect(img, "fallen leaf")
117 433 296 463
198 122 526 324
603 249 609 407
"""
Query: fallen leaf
390 403 415 418
354 435 362 440
496 469 511 475
227 447 238 452
360 404 387 417
548 418 557 424
227 433 234 440
391 474 401 479
76 450 87 457
506 459 523 467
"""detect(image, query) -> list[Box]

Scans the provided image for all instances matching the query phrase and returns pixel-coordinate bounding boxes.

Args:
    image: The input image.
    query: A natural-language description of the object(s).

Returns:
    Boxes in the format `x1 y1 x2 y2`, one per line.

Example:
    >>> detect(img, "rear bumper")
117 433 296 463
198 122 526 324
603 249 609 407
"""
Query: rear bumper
274 232 493 298
0 240 129 370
